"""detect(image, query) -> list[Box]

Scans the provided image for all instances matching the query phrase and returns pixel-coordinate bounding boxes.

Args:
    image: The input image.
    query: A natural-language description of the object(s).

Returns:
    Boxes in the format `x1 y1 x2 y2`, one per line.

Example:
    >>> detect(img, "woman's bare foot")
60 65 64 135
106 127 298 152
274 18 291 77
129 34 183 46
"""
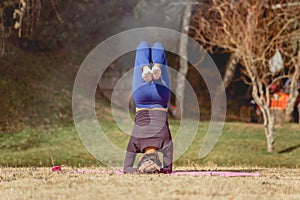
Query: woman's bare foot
151 63 161 80
142 65 152 82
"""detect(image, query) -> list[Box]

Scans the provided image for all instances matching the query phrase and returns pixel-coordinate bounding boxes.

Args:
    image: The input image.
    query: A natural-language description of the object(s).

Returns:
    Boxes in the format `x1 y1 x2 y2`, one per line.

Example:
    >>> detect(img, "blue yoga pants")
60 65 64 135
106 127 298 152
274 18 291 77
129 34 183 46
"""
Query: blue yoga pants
132 41 171 108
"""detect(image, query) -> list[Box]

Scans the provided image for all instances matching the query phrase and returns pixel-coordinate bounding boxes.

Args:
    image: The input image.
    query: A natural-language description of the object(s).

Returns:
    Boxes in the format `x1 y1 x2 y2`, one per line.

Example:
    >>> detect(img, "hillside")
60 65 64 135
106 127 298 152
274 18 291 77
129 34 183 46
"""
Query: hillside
0 1 139 133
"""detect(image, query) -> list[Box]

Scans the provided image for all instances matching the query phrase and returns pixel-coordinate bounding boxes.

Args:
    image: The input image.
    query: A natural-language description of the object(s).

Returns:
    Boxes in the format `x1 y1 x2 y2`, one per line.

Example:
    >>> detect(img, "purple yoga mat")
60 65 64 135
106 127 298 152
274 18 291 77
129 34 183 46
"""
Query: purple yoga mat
170 171 260 177
72 169 260 177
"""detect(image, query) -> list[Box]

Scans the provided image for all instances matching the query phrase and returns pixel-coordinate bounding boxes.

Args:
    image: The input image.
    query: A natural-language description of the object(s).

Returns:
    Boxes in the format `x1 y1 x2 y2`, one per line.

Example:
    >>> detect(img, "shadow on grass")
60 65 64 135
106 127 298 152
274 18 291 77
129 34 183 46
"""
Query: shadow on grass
278 144 300 154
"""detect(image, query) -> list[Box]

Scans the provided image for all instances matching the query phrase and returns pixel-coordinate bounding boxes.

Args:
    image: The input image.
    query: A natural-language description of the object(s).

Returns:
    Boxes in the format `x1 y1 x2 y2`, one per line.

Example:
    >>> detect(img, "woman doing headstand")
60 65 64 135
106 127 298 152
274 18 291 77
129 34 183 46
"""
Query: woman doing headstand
123 41 173 174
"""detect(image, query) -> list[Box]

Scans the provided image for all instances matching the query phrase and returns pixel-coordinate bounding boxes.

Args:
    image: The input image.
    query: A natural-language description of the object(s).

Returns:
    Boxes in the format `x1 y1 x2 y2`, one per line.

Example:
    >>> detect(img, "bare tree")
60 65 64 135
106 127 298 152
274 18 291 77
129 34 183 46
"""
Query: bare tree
223 52 239 88
191 0 300 152
166 1 203 118
175 1 193 118
0 0 16 56
0 0 66 56
0 0 42 56
14 0 42 37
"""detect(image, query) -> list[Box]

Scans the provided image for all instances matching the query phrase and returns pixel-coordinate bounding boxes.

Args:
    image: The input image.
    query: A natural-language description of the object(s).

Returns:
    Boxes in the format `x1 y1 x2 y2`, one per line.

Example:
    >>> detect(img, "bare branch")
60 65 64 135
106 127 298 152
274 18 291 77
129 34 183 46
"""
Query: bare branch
262 17 299 59
49 0 64 24
191 0 300 151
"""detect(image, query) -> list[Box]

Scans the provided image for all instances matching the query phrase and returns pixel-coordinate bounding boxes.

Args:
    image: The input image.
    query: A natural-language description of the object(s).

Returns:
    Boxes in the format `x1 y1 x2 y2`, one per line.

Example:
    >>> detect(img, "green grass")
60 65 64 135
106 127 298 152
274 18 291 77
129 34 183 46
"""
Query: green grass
0 49 74 133
180 122 300 168
0 116 299 168
0 126 100 167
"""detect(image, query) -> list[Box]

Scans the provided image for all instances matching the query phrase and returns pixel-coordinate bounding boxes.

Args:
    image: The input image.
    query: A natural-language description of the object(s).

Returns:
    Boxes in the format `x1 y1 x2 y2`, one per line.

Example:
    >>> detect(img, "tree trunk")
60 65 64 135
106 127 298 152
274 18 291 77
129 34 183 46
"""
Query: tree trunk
0 21 5 57
175 3 192 119
285 78 299 122
223 53 239 88
285 53 300 122
264 106 275 152
297 103 300 124
252 82 275 152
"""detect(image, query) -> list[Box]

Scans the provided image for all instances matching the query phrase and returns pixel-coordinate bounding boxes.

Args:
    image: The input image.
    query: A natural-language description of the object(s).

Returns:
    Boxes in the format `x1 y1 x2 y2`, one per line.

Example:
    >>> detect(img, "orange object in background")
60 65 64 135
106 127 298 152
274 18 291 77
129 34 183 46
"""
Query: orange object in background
270 93 289 110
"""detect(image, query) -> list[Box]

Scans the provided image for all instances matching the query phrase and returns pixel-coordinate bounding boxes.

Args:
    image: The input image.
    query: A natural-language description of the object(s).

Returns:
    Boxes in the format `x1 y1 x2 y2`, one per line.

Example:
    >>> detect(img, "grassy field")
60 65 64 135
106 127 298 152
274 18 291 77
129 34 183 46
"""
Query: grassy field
0 119 299 168
0 114 300 199
1 69 299 199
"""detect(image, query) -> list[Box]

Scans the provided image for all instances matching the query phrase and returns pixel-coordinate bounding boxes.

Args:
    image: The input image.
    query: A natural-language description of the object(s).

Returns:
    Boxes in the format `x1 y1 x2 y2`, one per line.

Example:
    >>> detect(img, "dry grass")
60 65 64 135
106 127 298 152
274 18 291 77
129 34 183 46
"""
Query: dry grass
0 167 299 200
